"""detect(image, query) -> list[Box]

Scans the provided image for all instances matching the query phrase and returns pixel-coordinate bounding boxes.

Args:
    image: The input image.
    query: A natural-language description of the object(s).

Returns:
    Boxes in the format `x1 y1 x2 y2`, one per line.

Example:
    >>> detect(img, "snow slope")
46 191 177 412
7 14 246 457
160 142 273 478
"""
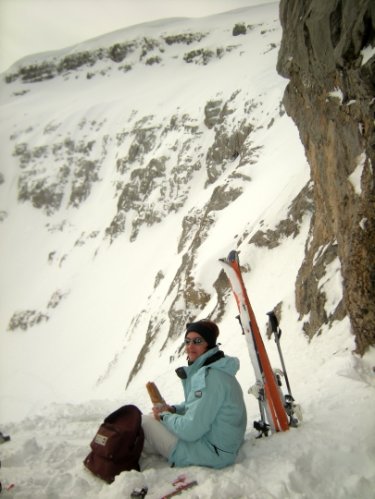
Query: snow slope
0 3 374 498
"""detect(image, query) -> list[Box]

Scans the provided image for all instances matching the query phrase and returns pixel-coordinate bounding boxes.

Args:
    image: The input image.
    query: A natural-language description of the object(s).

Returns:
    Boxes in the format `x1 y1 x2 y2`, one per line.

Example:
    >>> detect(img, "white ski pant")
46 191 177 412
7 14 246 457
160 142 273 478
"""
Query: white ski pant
141 414 178 459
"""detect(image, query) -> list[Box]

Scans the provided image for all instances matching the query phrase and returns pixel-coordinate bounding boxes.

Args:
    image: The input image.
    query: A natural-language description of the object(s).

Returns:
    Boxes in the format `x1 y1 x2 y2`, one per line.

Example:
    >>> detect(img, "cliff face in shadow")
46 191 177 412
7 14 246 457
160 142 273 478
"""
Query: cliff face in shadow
277 0 375 354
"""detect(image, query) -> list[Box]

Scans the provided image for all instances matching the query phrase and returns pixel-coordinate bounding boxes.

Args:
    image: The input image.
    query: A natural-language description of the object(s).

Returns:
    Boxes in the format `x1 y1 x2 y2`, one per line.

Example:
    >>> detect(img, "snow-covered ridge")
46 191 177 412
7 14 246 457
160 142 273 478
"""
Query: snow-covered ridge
2 5 275 83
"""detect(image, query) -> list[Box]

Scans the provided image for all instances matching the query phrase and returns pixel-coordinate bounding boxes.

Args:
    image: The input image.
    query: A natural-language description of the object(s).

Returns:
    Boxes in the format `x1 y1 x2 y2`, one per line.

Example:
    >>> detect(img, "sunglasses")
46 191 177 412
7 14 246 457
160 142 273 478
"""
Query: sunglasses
184 337 206 345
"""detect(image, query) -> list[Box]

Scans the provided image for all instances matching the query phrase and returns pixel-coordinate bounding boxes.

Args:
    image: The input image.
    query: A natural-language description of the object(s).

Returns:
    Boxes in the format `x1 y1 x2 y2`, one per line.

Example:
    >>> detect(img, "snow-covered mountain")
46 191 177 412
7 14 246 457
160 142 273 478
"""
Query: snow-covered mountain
0 3 374 497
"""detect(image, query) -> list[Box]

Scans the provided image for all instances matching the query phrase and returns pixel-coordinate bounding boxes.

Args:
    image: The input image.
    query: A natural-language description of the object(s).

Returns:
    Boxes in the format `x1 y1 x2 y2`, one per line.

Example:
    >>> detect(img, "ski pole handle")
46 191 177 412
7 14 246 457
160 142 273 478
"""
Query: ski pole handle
267 311 279 333
267 311 282 339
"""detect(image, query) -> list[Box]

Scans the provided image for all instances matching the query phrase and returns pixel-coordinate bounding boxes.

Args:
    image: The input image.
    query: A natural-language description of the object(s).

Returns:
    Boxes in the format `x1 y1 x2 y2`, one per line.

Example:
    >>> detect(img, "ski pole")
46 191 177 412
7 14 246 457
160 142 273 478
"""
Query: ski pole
267 311 293 399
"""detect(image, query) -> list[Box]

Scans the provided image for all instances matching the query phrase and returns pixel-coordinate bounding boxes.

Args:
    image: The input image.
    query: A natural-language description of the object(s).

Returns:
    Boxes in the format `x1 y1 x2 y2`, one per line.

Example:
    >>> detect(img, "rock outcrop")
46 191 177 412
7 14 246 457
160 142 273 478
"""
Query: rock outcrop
277 0 375 354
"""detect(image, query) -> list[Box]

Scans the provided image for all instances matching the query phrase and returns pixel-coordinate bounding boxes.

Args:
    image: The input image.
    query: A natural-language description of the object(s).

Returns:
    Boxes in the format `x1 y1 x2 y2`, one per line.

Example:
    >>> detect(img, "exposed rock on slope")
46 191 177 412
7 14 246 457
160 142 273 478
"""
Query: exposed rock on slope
0 6 312 396
277 0 375 353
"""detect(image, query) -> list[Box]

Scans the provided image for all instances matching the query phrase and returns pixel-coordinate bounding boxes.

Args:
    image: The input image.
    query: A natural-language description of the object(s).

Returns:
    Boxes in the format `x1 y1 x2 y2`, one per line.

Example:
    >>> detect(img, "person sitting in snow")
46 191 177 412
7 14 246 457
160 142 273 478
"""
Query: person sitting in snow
141 319 247 469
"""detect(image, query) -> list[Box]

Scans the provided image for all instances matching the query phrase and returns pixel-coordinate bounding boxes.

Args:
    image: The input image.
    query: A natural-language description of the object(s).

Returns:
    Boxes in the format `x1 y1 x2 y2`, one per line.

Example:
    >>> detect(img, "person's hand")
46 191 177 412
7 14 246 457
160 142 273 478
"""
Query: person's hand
152 404 174 420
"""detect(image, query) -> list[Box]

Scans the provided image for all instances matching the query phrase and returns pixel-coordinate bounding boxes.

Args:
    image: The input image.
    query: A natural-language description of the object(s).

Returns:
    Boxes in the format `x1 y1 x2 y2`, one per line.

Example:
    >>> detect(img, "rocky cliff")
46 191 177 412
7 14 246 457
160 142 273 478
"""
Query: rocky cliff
277 0 375 354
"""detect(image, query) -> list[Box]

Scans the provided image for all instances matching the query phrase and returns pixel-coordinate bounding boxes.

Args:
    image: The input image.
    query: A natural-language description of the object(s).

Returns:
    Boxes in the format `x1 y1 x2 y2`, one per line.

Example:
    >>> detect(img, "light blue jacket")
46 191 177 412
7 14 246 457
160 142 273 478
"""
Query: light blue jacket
161 346 247 468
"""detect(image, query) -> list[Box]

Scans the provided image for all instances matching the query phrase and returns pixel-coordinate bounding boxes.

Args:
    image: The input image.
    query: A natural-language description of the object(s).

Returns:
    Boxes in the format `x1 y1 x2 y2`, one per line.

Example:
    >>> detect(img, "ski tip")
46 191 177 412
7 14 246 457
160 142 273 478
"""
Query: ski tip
219 250 239 264
227 250 238 262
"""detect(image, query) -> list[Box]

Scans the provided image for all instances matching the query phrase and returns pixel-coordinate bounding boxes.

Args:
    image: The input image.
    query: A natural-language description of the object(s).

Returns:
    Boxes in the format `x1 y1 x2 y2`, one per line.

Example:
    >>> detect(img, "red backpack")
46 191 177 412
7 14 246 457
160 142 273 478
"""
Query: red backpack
83 404 144 483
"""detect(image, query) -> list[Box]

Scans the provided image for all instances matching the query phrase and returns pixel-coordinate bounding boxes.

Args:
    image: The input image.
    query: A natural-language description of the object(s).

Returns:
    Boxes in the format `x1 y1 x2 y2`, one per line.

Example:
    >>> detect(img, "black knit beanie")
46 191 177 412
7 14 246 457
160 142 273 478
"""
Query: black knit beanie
185 320 219 349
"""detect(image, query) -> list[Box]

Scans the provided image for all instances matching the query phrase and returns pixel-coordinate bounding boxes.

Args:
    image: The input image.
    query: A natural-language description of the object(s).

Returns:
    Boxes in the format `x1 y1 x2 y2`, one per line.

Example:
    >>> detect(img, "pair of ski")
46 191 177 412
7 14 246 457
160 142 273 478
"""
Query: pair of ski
220 250 301 437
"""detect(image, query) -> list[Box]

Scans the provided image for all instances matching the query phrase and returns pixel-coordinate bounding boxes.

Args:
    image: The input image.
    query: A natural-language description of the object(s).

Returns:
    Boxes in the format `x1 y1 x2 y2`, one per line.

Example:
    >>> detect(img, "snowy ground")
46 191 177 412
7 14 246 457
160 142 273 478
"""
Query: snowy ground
1 322 374 498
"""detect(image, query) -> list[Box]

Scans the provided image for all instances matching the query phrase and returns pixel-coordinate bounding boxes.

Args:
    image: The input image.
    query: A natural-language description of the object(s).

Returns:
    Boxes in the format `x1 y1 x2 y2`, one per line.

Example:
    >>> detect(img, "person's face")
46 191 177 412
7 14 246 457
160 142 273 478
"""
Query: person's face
185 332 208 363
